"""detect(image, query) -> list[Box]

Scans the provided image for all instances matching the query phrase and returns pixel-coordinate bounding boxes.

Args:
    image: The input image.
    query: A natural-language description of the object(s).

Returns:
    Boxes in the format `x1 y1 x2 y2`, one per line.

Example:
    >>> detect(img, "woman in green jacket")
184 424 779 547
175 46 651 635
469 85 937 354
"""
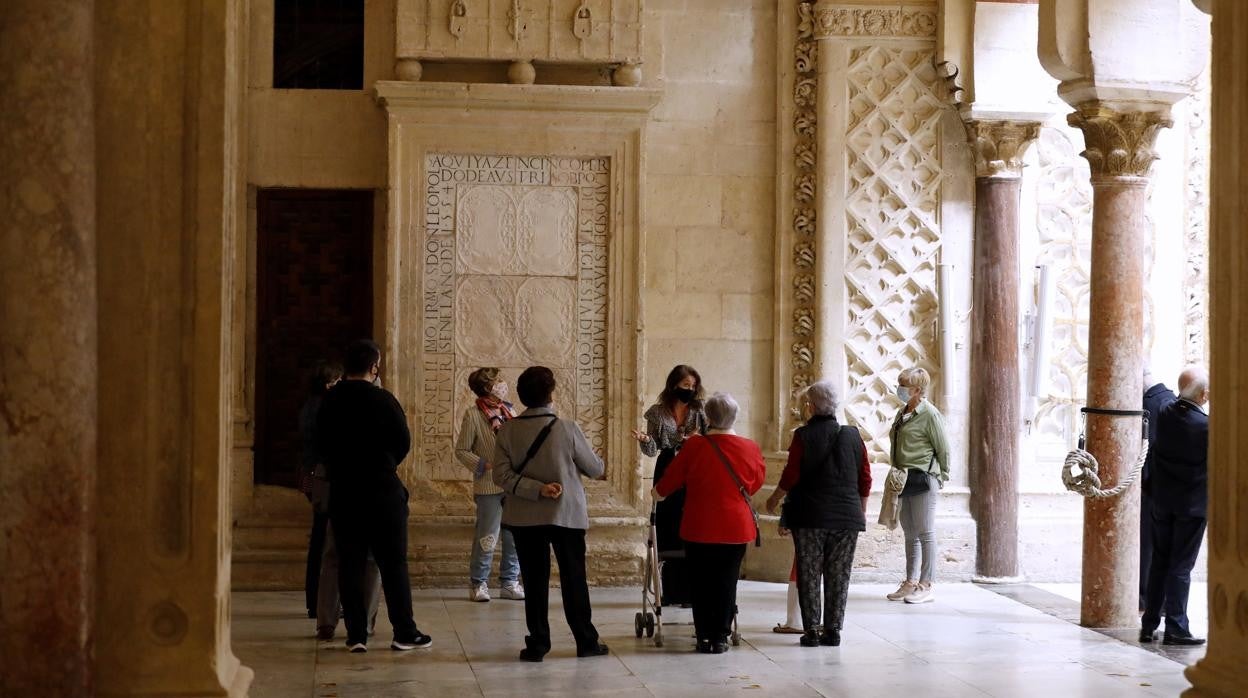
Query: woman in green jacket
885 367 950 604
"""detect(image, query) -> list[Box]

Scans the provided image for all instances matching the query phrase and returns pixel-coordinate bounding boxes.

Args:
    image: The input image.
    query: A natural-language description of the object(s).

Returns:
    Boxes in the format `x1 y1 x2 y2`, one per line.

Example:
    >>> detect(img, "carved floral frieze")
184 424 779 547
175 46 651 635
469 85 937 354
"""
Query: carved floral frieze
813 3 937 39
789 0 820 397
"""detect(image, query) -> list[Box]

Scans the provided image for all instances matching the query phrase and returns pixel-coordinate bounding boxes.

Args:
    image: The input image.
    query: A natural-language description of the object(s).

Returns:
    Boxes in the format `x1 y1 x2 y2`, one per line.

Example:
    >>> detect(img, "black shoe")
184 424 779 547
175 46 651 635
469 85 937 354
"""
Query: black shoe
711 642 729 654
347 642 367 653
799 633 820 648
820 630 841 647
577 642 610 658
696 639 713 654
1139 628 1157 643
519 648 547 662
1162 634 1206 646
391 633 433 651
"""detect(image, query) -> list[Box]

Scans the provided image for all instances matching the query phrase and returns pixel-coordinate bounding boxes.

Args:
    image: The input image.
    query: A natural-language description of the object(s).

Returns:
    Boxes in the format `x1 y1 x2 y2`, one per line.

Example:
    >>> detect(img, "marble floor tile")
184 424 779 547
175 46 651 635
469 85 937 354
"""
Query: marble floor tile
234 582 1199 697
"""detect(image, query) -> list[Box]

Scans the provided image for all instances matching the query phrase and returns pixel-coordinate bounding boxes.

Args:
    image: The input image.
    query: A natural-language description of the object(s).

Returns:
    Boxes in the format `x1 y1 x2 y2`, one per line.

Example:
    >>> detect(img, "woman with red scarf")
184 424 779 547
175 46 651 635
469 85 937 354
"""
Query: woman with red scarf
455 367 524 603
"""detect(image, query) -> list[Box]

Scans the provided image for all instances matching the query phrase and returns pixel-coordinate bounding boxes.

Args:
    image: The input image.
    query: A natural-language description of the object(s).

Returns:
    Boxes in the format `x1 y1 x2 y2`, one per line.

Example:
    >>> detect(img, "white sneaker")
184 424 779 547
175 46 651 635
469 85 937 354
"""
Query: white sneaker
347 642 367 653
501 581 525 600
886 580 918 601
905 584 935 604
470 582 491 602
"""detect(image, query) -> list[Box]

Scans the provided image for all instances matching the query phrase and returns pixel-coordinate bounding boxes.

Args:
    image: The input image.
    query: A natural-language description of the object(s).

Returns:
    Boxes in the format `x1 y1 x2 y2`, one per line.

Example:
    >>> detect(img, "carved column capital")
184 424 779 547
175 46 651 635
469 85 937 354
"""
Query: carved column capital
1066 103 1173 181
964 120 1041 179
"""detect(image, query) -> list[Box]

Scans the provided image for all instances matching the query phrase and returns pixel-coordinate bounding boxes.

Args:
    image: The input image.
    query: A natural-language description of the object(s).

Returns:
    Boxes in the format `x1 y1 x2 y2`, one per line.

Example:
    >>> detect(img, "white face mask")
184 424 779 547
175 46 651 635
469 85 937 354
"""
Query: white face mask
896 386 912 403
490 381 509 401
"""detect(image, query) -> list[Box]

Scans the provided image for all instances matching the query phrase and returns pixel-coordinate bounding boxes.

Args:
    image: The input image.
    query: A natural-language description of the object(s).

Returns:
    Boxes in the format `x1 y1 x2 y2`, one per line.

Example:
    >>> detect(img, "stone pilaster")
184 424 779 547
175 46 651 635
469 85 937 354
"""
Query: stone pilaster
964 119 1039 581
0 2 97 695
1185 1 1248 694
1067 102 1172 628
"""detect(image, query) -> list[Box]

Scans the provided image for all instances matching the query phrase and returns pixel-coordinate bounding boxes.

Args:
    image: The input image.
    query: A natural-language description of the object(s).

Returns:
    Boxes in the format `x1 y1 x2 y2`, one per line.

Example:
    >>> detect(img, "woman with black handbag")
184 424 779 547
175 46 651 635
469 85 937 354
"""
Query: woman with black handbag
492 366 609 662
655 392 766 654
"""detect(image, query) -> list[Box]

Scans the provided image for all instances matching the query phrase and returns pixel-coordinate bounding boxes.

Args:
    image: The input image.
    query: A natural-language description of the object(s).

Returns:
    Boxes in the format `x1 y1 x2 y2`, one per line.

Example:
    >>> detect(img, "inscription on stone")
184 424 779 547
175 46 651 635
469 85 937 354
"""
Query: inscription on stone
421 154 612 477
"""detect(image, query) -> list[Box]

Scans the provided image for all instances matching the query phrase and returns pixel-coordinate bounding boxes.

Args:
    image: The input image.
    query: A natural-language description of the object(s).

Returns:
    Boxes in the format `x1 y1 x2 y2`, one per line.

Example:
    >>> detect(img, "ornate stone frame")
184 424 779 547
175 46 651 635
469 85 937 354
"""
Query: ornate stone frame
375 82 660 516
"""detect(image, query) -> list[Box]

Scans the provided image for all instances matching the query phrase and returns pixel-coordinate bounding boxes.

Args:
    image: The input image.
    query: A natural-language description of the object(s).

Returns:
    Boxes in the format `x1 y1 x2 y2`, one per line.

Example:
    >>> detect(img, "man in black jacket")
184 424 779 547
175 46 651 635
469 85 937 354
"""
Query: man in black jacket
1140 366 1209 646
1140 370 1177 611
317 339 431 652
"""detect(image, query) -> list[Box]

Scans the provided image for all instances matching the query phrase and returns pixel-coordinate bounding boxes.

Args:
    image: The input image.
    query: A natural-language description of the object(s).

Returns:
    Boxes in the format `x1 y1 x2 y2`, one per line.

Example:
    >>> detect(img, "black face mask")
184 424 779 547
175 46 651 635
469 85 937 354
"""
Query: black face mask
673 387 696 404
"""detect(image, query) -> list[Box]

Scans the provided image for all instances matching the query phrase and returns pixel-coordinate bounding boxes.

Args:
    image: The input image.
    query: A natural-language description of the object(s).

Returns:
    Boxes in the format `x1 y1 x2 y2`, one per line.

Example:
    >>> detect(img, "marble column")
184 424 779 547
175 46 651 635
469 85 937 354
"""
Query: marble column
0 2 97 695
1067 103 1171 628
1185 0 1247 694
965 120 1039 581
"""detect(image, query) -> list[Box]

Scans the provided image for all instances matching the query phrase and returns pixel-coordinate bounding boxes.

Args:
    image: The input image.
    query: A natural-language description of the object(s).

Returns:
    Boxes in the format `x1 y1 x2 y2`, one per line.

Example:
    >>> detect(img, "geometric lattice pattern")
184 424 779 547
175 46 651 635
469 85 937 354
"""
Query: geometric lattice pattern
842 46 945 462
1032 126 1093 446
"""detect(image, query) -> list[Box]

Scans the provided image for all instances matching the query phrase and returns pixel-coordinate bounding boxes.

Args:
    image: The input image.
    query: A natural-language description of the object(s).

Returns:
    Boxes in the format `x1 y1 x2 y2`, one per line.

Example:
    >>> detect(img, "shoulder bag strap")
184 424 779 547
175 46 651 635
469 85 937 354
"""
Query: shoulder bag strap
706 436 762 547
510 417 558 493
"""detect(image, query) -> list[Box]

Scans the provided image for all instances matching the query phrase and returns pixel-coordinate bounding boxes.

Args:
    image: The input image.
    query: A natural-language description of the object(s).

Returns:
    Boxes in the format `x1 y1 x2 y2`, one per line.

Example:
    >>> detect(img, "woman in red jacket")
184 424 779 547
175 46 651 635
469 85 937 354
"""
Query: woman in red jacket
655 392 766 654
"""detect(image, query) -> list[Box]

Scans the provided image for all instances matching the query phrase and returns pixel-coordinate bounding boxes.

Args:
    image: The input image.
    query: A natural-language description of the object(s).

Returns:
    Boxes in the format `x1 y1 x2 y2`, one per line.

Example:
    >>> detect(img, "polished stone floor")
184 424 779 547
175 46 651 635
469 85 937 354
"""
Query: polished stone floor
234 582 1202 697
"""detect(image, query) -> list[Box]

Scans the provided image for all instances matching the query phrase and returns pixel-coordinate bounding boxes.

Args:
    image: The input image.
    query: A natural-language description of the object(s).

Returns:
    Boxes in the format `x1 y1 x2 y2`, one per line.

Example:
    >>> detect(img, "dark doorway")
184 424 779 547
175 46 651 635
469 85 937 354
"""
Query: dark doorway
255 189 374 487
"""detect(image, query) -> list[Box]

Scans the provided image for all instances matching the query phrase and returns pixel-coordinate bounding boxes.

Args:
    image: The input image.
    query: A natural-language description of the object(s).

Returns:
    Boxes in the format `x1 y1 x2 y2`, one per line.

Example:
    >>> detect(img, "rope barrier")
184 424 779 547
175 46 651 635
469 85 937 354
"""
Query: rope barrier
1059 406 1150 499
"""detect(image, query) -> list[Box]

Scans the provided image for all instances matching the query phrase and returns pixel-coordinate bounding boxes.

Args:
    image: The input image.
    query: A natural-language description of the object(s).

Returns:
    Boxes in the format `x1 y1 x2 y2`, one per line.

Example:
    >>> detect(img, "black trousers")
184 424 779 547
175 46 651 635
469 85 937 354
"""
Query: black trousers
1138 491 1153 611
331 487 419 644
684 542 746 644
1142 509 1206 637
792 528 858 635
509 525 600 654
305 509 330 615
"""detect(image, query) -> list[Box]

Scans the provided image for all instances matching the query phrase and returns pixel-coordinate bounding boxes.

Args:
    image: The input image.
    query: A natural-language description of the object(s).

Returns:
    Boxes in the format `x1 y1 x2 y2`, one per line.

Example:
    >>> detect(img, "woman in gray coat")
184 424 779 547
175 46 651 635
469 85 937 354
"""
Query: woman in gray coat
493 366 609 662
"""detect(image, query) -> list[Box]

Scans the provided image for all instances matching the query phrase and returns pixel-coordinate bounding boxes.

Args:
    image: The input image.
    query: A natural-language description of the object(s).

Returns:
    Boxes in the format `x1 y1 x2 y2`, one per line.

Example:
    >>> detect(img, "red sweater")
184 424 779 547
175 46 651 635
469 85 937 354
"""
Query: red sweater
654 433 767 544
779 432 872 497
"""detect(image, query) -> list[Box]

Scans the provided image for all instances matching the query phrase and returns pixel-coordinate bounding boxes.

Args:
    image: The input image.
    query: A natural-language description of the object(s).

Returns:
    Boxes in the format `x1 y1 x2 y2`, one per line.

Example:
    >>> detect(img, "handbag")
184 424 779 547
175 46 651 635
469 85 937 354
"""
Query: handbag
706 435 762 547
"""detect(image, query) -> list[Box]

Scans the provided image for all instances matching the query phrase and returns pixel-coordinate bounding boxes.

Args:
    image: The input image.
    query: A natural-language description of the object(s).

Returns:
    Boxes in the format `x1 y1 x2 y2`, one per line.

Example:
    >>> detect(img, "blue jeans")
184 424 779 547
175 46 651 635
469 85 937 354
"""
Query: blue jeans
470 493 520 585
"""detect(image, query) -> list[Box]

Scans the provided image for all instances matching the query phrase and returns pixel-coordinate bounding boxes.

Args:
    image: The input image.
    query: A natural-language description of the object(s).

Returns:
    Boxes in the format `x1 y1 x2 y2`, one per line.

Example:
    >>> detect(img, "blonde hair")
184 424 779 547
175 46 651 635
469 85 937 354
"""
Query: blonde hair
900 367 931 395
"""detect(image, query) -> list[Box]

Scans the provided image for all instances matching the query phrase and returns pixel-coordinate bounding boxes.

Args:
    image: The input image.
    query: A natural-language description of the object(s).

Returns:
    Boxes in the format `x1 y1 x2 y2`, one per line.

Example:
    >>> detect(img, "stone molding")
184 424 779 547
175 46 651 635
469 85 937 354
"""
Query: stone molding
812 2 937 39
375 81 662 113
964 119 1042 179
1066 103 1173 181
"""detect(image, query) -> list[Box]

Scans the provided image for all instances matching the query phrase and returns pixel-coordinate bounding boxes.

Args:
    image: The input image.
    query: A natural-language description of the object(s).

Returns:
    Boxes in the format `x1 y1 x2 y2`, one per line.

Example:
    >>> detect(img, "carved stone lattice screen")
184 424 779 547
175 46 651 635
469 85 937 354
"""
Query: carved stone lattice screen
420 154 609 480
1032 126 1093 445
841 46 946 462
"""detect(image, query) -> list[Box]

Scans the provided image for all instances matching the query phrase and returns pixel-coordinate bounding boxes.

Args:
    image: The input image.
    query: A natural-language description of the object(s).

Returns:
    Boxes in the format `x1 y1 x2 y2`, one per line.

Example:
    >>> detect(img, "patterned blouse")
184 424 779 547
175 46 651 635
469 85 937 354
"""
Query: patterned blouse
639 402 708 457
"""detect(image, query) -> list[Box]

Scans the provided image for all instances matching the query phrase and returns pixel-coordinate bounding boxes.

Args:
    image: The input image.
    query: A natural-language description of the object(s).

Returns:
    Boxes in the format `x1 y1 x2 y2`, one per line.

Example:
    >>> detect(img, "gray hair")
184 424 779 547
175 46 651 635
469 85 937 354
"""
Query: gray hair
1178 366 1209 401
804 380 840 416
705 392 740 430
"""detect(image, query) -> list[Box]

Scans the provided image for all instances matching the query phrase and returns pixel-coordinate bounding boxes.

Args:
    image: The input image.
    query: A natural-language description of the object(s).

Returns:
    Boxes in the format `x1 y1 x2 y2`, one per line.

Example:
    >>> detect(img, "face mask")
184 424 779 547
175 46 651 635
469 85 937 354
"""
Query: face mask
673 387 695 404
490 381 509 401
896 386 911 403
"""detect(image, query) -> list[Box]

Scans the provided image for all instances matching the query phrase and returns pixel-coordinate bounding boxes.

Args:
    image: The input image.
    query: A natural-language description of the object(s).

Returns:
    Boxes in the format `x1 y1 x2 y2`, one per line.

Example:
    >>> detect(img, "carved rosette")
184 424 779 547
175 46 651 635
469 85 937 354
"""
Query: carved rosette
964 120 1042 179
1066 104 1173 181
790 0 819 396
812 3 937 39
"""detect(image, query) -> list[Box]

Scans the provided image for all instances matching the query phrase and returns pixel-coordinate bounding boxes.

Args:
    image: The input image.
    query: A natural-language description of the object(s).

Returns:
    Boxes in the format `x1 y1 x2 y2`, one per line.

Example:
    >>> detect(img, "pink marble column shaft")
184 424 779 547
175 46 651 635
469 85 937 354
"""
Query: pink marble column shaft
0 1 97 694
1079 179 1148 628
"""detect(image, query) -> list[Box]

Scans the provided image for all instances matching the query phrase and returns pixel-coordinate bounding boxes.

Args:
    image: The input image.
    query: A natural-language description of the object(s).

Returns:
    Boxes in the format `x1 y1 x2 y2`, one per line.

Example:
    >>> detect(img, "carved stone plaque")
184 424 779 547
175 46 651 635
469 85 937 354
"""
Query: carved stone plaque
422 154 610 479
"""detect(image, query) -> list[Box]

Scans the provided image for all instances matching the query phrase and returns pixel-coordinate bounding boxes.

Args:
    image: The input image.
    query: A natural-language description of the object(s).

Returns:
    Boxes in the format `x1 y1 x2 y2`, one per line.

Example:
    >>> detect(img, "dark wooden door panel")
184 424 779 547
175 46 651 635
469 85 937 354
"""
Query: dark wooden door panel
255 188 373 487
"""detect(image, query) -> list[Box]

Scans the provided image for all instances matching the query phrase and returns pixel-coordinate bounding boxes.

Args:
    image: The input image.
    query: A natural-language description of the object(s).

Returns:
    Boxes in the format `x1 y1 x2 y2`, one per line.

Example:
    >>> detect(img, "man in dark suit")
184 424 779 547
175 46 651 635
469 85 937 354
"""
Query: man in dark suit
1140 367 1209 646
1140 369 1177 611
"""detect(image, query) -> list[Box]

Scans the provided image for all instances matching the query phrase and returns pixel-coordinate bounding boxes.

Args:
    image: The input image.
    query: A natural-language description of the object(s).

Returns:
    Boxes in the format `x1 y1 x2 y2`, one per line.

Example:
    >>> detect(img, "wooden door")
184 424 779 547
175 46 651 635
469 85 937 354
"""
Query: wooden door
254 189 374 487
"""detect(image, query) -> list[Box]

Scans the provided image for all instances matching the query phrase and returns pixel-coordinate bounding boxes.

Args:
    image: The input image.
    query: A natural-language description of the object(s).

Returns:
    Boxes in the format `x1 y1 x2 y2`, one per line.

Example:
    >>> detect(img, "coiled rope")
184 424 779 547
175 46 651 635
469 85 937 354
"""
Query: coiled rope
1060 407 1150 499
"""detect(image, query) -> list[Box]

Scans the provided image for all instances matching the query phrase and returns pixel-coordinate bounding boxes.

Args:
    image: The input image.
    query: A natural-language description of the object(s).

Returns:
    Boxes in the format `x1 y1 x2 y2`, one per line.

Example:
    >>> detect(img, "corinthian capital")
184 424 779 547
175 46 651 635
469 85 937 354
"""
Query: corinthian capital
1067 103 1173 180
964 120 1042 179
